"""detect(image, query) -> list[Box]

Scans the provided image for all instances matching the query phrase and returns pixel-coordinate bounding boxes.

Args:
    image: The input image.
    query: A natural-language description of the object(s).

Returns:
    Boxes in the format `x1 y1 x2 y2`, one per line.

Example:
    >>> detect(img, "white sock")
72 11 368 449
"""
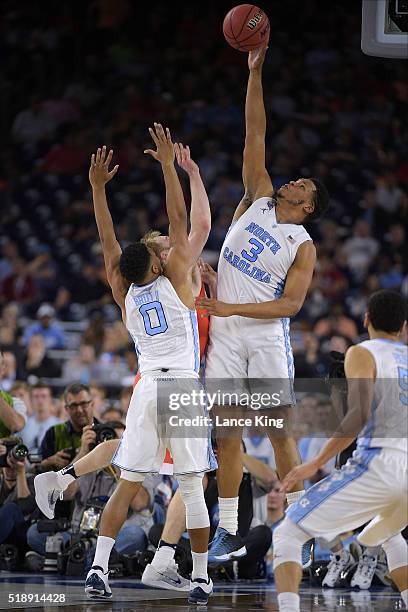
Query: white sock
191 551 208 582
56 470 75 490
151 542 176 571
92 536 115 573
286 490 305 506
401 589 407 607
277 592 300 612
218 497 238 535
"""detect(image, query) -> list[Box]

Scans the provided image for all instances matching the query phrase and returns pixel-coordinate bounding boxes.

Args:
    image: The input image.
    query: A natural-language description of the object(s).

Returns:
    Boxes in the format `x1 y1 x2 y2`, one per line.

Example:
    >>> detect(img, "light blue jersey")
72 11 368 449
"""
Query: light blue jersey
357 338 407 453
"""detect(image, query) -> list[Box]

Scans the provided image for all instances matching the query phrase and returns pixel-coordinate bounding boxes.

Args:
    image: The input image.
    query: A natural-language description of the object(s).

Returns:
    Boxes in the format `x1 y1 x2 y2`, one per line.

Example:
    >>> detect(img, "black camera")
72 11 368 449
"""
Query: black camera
62 447 77 461
0 438 28 468
92 422 118 445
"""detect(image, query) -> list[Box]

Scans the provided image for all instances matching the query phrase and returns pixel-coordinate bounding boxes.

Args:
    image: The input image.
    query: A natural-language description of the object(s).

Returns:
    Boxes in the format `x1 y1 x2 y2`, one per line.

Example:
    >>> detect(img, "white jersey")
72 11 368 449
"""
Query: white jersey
217 196 312 318
125 276 200 375
357 338 408 453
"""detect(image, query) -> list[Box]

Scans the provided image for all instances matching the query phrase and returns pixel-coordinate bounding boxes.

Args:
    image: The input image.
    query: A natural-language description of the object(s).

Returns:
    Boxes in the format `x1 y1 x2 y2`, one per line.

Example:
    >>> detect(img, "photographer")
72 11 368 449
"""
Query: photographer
28 420 154 565
0 351 27 436
0 438 36 562
40 383 99 471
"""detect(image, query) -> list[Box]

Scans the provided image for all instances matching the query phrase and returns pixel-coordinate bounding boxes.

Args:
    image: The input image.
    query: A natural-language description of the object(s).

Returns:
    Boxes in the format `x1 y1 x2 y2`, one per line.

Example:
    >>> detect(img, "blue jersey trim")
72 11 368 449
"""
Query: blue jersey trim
189 310 200 373
287 448 381 525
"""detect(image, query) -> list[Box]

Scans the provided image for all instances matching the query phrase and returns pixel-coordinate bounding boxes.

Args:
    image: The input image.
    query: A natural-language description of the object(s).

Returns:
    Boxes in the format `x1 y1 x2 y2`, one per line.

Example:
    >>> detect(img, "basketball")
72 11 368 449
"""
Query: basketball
223 4 270 52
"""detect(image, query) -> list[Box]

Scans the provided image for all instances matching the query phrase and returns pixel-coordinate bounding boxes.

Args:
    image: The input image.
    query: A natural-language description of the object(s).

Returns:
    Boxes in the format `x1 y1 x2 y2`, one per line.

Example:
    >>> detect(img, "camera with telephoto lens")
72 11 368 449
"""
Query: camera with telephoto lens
37 518 71 573
92 421 118 444
0 437 28 468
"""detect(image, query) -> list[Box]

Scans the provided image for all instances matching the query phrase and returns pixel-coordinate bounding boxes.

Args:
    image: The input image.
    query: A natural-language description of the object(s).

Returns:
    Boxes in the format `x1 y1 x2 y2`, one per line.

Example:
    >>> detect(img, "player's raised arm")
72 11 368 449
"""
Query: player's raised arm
233 46 273 222
89 147 127 311
175 142 211 262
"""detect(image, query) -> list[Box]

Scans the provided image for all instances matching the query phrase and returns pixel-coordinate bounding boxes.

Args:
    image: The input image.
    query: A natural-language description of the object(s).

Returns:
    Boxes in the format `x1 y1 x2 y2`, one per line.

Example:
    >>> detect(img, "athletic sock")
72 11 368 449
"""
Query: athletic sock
277 592 300 612
151 540 177 571
56 464 77 489
92 535 115 573
401 589 407 607
218 497 238 535
286 490 305 506
191 551 208 582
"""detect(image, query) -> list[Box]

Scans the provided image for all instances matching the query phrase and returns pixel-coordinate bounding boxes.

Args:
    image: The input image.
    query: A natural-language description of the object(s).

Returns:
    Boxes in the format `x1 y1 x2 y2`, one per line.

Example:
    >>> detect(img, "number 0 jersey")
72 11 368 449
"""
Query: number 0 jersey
217 196 312 309
125 276 200 375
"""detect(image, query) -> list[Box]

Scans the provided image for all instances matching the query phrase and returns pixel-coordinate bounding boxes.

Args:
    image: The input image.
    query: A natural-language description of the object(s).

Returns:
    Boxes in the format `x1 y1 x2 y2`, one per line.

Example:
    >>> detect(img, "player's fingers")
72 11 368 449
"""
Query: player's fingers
144 149 157 159
155 122 166 142
104 149 113 167
108 165 119 178
166 127 172 143
91 153 95 166
186 145 191 158
148 128 159 146
174 143 181 162
96 147 101 164
100 145 107 164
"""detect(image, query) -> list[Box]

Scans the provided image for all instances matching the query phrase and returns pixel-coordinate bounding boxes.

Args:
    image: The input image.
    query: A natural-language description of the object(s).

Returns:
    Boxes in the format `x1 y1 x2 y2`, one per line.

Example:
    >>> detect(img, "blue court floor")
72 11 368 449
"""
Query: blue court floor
0 573 404 611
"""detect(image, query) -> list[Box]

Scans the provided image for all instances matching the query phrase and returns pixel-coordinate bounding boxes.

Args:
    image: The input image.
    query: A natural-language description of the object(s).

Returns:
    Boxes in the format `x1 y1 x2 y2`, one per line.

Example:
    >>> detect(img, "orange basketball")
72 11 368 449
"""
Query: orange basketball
223 4 270 52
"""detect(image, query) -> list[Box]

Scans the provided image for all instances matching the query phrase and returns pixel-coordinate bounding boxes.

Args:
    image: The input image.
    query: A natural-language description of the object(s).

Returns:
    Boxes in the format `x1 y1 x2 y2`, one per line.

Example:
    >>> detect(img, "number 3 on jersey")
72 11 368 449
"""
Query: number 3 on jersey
139 301 168 336
241 238 264 263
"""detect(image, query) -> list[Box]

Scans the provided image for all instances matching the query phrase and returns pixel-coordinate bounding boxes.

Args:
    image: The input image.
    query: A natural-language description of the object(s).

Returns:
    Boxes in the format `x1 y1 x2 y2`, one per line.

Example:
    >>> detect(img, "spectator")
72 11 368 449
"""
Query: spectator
12 98 55 151
89 384 108 418
0 351 17 392
0 352 27 436
20 383 61 452
342 220 379 282
62 343 96 384
40 383 99 471
28 420 155 562
23 304 65 350
0 258 36 305
0 240 19 282
100 406 124 423
10 382 33 418
0 446 36 563
265 480 285 530
18 334 62 381
0 303 21 353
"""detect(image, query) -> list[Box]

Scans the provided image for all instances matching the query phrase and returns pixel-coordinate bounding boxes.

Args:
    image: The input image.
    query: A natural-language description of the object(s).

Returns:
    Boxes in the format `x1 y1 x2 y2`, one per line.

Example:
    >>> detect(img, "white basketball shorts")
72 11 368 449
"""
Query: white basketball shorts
204 315 295 406
112 370 217 481
287 447 408 546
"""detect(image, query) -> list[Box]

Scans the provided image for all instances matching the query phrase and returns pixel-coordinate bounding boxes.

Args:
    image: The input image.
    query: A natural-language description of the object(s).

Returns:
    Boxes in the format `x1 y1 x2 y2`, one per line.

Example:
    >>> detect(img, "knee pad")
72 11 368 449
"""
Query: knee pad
382 533 408 573
273 519 310 571
177 474 209 530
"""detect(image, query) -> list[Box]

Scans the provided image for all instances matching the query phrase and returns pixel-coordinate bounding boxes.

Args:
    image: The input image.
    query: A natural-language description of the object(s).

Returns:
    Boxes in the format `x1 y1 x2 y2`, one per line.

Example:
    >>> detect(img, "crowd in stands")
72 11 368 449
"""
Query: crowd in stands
0 0 406 588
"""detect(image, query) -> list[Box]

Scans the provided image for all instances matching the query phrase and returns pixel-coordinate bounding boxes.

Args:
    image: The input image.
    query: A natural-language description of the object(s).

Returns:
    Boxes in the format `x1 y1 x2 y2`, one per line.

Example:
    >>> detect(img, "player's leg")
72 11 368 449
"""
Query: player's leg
34 439 120 519
177 473 213 605
142 488 190 591
273 518 310 612
85 474 143 599
382 533 408 607
204 320 248 561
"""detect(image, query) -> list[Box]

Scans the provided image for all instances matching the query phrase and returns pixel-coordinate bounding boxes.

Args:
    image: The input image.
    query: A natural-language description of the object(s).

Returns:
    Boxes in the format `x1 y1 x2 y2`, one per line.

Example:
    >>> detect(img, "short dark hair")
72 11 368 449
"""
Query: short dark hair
367 290 407 333
63 382 91 403
32 381 52 393
119 242 152 284
307 178 330 221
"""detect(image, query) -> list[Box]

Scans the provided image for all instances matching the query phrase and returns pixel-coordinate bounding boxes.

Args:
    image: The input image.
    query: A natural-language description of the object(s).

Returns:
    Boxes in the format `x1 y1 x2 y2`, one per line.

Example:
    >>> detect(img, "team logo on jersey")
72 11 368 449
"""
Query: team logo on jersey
261 200 274 214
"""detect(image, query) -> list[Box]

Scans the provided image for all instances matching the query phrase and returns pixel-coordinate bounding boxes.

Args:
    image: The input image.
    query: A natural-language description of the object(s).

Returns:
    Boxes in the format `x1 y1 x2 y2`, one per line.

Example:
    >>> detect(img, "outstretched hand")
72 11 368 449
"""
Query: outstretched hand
195 296 233 317
89 146 119 188
279 461 320 493
175 142 199 176
197 258 217 286
144 123 175 166
248 45 268 71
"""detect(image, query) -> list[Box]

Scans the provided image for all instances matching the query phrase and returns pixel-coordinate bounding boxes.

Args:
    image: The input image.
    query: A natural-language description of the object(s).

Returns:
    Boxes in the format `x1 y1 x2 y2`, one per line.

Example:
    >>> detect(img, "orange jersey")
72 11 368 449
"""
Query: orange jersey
133 282 209 388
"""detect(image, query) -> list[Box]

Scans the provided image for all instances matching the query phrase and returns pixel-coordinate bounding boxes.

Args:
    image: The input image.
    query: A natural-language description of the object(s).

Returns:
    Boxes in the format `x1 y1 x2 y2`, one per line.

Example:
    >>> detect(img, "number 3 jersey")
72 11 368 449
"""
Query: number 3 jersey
125 276 200 375
217 196 312 326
